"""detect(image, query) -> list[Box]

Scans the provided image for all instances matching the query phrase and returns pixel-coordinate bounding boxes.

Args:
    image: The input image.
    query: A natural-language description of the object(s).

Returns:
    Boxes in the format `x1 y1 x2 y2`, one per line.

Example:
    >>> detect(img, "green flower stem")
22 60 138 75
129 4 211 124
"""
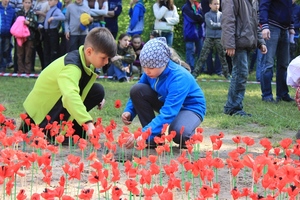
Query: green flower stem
97 182 100 200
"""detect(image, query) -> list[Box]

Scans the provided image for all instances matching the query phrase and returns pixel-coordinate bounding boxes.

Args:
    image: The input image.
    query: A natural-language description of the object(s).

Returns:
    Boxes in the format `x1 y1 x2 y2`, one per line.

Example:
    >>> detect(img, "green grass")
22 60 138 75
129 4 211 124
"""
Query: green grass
0 72 299 138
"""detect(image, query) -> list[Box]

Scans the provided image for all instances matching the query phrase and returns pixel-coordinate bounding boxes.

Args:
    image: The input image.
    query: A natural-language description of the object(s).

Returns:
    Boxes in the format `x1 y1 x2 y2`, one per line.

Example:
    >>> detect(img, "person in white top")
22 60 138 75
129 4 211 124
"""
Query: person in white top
153 0 179 47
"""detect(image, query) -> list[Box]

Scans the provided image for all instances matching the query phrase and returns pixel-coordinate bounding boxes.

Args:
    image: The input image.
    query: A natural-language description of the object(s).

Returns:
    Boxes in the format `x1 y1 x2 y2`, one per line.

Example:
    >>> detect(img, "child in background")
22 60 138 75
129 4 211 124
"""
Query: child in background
192 0 229 79
0 0 15 72
43 0 65 67
64 0 91 52
107 33 136 82
129 34 144 76
15 0 38 74
127 0 145 36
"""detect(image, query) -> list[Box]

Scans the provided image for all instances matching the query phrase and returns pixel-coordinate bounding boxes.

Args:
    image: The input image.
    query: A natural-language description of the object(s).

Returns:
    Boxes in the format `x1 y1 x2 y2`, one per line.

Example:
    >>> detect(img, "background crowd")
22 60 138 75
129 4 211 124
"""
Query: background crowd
0 0 299 100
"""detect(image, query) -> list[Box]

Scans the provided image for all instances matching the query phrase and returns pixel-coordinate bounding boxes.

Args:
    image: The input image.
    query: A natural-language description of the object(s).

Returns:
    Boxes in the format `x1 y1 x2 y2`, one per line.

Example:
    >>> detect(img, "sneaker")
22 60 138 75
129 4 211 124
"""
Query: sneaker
276 96 295 102
7 62 14 69
296 130 300 140
228 110 252 117
262 97 276 103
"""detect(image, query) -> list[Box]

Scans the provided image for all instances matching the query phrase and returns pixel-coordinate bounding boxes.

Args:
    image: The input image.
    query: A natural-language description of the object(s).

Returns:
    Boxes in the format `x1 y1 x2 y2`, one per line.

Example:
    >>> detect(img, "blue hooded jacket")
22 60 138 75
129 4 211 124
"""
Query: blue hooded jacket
127 1 146 35
0 4 15 36
124 60 206 140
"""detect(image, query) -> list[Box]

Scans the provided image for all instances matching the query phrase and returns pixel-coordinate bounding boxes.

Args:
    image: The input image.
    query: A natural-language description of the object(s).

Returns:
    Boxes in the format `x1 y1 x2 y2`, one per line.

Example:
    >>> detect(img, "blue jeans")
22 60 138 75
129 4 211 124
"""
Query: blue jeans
107 63 127 80
161 31 174 47
0 36 11 69
256 49 263 82
224 50 249 114
260 25 290 100
185 39 202 72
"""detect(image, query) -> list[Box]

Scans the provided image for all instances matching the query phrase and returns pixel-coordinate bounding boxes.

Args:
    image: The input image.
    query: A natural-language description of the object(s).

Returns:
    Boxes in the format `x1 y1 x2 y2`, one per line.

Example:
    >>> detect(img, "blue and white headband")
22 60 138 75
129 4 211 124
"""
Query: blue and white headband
140 37 171 68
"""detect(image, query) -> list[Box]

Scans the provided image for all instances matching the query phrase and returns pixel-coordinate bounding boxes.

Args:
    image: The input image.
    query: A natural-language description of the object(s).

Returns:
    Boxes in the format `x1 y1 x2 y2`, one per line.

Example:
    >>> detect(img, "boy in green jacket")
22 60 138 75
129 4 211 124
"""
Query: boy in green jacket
21 27 117 143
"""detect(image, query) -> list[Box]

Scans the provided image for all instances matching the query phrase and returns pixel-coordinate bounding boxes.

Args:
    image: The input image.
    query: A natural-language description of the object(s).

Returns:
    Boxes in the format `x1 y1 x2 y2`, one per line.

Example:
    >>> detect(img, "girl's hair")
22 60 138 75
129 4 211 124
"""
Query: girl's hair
158 0 174 10
131 34 142 41
170 48 191 72
84 27 117 58
150 30 160 38
118 33 130 44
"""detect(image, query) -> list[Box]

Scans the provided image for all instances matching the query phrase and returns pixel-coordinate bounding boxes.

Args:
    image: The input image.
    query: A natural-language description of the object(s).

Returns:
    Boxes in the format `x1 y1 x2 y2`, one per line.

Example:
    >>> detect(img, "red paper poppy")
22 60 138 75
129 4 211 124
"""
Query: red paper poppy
20 113 28 120
279 138 293 149
114 99 122 108
199 184 214 198
143 187 155 200
30 193 41 200
230 187 241 199
125 179 140 195
17 189 27 200
133 156 148 166
78 189 94 200
112 186 123 200
242 136 255 146
232 136 241 144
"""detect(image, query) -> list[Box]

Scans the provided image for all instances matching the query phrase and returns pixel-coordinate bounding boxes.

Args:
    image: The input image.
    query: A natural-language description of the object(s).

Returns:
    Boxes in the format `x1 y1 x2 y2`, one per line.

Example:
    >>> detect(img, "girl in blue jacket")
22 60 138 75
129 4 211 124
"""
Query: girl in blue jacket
121 37 206 148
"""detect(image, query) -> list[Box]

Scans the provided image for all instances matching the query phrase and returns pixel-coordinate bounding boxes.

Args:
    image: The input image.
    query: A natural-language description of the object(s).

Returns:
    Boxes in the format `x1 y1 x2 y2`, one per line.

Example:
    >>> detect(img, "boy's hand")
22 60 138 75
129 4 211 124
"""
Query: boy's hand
86 122 95 136
262 29 270 40
122 112 132 125
226 48 235 57
97 99 105 110
124 134 135 149
260 45 267 54
65 32 70 40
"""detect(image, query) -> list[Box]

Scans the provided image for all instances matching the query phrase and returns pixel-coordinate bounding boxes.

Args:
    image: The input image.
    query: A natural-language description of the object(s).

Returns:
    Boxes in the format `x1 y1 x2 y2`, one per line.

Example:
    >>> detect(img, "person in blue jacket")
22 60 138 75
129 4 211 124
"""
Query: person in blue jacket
127 0 145 36
0 0 15 72
104 0 122 39
121 37 206 148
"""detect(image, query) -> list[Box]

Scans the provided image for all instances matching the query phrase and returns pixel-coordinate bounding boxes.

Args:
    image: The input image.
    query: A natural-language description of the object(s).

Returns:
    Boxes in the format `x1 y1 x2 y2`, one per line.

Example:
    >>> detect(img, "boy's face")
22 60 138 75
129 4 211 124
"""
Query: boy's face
23 0 32 9
209 0 220 12
143 66 166 79
75 0 83 4
48 0 58 7
2 0 9 6
87 48 110 69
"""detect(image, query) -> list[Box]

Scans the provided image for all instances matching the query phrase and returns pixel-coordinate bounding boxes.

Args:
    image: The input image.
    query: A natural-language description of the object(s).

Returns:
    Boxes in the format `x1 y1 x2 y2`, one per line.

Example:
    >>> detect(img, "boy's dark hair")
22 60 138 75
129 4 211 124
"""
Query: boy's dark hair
209 0 217 4
84 27 117 58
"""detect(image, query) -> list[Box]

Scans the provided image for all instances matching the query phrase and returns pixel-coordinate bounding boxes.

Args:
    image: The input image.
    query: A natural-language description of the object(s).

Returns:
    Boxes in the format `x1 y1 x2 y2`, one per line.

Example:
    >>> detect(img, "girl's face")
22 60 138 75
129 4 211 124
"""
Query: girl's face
143 66 166 78
23 0 32 10
119 36 130 48
132 38 142 49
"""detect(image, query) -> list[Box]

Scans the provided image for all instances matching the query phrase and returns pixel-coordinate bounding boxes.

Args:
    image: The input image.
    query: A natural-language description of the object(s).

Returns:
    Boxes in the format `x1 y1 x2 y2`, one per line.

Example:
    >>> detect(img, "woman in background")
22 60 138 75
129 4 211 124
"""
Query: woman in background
153 0 179 46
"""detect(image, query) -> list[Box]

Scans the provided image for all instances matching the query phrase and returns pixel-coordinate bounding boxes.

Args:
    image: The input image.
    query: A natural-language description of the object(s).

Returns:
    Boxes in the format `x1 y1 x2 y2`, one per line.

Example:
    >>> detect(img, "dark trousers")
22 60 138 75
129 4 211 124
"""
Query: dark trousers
17 40 34 74
43 29 60 67
130 83 202 145
68 35 86 52
20 83 105 138
31 29 45 71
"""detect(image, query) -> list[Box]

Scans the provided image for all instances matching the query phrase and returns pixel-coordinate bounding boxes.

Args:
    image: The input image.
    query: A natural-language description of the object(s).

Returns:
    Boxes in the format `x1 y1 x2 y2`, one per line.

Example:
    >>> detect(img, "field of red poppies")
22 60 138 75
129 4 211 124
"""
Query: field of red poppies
1 103 300 200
